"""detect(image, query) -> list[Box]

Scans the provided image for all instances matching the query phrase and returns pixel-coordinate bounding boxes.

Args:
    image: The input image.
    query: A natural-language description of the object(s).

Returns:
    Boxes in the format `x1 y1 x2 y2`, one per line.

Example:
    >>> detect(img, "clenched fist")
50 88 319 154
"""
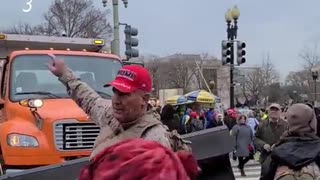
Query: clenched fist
47 54 67 77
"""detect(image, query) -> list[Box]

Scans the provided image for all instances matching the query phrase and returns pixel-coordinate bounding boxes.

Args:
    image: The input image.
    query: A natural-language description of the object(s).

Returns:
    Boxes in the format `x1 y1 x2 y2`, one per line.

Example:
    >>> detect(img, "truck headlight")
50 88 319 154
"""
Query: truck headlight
7 134 39 147
19 99 43 108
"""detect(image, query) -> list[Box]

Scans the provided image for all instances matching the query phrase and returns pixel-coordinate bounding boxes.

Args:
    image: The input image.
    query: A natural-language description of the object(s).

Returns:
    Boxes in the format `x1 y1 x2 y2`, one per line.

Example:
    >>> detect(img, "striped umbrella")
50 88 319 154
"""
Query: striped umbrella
166 95 194 105
185 90 215 104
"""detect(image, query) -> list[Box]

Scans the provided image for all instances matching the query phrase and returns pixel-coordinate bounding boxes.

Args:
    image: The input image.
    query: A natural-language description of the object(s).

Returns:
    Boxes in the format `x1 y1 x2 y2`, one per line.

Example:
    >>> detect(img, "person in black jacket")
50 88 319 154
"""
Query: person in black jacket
160 104 180 131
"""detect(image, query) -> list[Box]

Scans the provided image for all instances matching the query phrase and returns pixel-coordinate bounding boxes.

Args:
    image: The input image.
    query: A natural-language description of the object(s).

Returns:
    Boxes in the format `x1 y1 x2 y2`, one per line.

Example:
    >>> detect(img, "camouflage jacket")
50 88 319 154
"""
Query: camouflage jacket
59 68 191 158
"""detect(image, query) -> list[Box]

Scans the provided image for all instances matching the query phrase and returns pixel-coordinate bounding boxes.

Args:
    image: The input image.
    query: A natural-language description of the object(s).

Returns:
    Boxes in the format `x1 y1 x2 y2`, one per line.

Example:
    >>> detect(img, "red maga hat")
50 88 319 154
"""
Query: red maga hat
104 65 152 93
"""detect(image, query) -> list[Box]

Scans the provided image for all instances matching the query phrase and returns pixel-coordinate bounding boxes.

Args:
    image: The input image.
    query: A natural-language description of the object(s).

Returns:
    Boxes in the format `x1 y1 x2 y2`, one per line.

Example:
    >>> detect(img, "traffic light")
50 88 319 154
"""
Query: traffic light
236 41 246 65
221 40 232 65
124 25 139 60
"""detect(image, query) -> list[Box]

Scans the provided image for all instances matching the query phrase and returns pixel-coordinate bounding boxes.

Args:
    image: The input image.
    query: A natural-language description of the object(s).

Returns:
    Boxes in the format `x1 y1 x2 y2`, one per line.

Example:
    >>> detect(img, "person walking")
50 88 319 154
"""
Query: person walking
231 115 254 177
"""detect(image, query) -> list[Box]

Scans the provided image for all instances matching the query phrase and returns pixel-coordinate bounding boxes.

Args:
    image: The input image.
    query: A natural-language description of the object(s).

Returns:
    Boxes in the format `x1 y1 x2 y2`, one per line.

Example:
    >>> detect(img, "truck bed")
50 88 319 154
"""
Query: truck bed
0 34 107 56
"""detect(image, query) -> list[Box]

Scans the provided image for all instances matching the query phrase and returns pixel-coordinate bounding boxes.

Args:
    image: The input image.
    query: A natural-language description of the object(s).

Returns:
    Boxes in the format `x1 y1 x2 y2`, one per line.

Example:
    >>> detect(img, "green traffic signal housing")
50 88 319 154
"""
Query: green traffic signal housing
221 40 232 65
124 25 139 59
236 41 246 65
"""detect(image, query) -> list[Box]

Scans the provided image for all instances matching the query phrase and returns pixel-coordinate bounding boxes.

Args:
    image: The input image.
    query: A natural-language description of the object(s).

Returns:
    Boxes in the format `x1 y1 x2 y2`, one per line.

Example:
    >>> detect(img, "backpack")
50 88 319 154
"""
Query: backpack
166 129 192 152
274 163 320 180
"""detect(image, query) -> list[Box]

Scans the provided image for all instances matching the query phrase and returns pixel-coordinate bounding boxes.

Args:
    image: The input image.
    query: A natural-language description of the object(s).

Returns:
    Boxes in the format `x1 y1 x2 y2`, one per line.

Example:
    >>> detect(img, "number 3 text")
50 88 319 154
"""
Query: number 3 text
23 0 33 13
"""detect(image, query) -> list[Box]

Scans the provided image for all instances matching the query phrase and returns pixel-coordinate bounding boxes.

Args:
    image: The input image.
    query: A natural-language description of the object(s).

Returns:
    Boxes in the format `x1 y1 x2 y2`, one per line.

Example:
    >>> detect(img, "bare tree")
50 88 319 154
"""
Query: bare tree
41 0 112 38
2 0 112 38
244 68 265 103
2 23 39 35
299 43 320 69
165 59 197 91
285 70 310 94
144 55 199 92
243 54 280 105
260 53 280 85
286 42 320 100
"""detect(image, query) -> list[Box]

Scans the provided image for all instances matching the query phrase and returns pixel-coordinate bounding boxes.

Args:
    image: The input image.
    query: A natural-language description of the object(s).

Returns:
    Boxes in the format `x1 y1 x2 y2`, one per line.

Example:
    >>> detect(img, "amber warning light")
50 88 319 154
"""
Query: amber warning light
93 39 104 45
0 34 6 40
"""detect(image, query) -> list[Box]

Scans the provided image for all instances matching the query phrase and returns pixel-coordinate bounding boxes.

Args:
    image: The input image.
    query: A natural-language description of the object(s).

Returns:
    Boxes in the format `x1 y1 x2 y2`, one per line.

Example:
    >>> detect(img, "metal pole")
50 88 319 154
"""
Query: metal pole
230 41 234 108
194 60 212 94
111 0 120 56
315 79 317 104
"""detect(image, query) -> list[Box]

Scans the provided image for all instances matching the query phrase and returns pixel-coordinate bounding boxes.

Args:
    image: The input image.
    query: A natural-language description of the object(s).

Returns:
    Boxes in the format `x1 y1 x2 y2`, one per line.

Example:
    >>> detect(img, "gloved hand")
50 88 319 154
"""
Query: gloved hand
263 144 271 152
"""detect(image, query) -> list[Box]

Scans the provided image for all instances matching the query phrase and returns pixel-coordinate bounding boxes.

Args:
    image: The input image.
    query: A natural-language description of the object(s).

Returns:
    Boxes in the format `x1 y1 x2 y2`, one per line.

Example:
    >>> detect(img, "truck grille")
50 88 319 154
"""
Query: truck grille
54 122 100 151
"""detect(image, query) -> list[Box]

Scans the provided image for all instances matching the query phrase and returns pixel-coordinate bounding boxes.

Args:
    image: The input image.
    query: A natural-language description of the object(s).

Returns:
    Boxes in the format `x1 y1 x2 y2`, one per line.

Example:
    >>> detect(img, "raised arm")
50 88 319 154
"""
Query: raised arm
59 68 113 127
47 56 113 128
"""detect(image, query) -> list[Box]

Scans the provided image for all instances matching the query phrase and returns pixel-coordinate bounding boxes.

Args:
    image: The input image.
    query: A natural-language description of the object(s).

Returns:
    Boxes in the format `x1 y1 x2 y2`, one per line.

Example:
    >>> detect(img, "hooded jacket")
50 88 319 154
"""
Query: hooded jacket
260 104 320 180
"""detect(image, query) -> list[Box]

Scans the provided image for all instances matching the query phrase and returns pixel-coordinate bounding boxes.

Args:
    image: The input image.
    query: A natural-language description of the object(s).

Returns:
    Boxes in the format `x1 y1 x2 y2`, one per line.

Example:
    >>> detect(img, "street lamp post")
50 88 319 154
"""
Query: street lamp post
224 6 240 108
312 71 318 105
102 0 128 57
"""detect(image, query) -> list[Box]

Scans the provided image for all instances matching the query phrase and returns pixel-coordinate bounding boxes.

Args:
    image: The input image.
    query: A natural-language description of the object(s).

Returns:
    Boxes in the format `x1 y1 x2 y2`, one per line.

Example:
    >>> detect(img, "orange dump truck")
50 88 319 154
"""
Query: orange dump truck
0 34 236 179
0 34 123 174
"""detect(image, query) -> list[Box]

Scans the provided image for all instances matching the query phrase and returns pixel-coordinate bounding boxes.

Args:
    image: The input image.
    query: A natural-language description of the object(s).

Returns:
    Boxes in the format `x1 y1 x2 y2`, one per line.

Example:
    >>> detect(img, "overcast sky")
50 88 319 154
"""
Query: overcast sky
1 0 320 79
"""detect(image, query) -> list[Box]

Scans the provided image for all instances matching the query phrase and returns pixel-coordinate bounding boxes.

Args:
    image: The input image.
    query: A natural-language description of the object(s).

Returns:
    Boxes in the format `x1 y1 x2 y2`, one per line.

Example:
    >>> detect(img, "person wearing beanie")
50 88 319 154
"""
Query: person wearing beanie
260 103 320 180
78 139 199 180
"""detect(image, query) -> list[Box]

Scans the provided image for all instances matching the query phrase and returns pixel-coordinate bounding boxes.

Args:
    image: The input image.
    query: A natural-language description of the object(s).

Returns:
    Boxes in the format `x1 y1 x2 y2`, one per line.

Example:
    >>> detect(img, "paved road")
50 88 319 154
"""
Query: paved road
231 158 261 180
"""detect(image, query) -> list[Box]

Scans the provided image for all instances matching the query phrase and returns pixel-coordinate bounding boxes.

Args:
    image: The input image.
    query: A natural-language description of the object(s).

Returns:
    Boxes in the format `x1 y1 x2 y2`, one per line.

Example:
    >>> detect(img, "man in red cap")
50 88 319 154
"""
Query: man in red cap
47 55 190 159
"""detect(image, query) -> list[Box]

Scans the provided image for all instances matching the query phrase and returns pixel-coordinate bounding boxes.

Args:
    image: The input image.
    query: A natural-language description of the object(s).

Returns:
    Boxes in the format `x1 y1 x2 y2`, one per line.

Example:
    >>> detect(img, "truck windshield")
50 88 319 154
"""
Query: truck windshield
10 55 122 101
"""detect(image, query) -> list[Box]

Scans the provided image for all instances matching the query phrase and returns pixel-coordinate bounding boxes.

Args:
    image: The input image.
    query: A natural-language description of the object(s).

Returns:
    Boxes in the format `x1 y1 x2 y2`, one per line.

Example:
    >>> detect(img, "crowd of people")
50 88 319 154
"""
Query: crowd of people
46 56 320 180
150 99 320 179
158 103 223 134
225 102 320 179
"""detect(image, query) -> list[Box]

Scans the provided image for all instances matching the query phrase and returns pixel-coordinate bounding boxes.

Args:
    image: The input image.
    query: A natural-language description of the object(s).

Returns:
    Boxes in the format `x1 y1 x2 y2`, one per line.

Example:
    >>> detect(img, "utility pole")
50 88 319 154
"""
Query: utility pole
312 70 319 106
102 0 129 57
111 0 120 56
